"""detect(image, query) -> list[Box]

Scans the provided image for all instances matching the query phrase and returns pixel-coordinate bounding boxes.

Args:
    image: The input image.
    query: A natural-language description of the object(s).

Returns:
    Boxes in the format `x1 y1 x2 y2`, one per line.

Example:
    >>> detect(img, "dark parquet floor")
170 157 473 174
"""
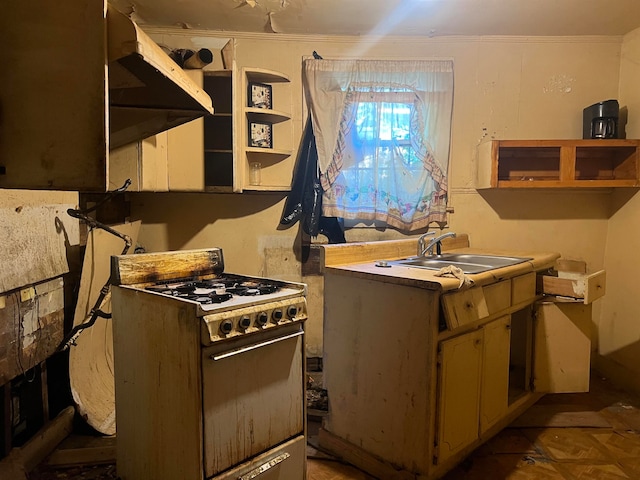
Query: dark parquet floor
26 374 640 480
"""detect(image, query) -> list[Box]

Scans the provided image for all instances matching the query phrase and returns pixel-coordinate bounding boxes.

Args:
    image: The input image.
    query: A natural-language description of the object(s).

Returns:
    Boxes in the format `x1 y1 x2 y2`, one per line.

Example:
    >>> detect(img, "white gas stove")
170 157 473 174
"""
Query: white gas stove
110 248 307 480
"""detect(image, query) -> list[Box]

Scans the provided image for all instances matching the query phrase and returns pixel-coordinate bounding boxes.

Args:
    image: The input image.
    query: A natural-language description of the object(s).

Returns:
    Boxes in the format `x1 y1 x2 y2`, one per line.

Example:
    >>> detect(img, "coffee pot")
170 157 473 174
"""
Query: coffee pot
583 99 619 139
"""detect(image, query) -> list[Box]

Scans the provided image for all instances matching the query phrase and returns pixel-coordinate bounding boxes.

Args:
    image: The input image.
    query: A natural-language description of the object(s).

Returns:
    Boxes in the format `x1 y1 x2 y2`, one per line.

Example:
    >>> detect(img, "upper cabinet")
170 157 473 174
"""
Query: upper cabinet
203 66 293 193
476 139 640 189
0 2 212 192
114 39 296 194
109 70 208 192
238 68 293 192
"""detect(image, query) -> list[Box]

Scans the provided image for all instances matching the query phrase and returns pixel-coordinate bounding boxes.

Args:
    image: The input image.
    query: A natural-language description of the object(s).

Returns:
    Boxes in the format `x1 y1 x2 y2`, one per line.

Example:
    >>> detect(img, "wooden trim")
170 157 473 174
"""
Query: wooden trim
560 145 576 182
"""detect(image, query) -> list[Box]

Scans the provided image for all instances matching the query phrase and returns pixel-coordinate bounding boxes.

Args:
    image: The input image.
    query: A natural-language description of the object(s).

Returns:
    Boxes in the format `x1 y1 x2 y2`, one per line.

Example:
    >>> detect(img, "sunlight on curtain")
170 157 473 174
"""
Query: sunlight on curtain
303 59 454 232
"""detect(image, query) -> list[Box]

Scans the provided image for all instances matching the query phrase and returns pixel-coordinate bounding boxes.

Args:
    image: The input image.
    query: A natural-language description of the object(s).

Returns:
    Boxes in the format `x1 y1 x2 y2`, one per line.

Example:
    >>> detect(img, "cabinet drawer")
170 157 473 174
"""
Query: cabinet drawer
511 272 536 305
537 270 605 304
441 280 511 330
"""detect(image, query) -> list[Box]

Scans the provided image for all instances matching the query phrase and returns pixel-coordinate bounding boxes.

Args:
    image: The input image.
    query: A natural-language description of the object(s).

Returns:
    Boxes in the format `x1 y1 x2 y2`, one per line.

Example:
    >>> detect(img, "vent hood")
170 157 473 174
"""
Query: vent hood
107 7 213 149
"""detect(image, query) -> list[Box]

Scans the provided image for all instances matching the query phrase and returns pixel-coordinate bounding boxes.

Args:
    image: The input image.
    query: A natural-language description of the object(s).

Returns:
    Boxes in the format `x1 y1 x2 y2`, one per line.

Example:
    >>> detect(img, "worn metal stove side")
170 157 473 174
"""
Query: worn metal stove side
111 248 307 480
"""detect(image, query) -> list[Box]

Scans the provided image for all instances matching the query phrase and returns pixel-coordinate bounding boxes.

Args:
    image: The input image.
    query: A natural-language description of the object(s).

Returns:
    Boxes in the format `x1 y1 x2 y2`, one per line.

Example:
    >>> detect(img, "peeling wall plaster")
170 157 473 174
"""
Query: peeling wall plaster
543 74 575 94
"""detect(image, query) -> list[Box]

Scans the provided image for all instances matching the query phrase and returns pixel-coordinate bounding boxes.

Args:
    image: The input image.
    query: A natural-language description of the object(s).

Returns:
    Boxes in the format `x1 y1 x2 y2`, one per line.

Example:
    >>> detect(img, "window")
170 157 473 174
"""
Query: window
303 59 454 232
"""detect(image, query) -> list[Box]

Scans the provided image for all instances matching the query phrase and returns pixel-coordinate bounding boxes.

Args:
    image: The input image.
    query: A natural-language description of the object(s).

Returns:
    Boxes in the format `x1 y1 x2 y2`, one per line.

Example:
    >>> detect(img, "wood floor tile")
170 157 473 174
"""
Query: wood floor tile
522 428 613 462
476 429 539 455
590 431 640 459
444 454 566 480
307 458 375 479
617 456 640 478
557 463 631 479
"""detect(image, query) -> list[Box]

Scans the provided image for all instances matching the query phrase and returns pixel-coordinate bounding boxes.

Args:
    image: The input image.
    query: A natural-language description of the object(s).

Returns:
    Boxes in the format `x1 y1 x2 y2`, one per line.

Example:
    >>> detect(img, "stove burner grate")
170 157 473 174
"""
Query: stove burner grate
144 276 281 303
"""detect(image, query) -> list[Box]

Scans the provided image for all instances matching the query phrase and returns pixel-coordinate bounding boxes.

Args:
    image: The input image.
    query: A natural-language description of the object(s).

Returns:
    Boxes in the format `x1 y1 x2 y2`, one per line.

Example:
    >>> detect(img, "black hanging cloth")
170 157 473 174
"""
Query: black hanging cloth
280 117 345 243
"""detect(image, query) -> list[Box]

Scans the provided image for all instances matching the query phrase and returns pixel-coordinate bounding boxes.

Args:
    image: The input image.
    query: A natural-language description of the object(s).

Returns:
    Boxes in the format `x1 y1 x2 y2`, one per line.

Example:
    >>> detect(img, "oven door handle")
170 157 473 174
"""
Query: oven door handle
238 452 291 479
210 330 303 361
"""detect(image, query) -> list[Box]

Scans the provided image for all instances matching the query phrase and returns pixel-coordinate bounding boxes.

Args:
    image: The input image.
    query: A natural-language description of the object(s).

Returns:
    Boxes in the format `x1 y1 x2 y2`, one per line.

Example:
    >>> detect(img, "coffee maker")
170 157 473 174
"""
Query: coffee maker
583 99 619 139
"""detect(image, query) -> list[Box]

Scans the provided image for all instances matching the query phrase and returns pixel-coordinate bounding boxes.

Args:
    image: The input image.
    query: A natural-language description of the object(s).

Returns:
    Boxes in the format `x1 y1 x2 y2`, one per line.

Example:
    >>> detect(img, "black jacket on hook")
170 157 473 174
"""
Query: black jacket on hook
280 117 345 243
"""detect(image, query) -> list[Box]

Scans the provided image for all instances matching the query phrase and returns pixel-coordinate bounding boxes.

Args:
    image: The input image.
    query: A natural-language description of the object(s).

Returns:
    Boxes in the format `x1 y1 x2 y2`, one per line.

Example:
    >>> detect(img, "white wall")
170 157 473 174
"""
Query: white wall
131 31 627 358
597 27 640 393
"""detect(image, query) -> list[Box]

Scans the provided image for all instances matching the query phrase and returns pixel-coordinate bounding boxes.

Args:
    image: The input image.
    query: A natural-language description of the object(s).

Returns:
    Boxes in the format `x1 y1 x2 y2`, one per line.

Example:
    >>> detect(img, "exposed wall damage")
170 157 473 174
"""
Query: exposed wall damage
108 0 640 37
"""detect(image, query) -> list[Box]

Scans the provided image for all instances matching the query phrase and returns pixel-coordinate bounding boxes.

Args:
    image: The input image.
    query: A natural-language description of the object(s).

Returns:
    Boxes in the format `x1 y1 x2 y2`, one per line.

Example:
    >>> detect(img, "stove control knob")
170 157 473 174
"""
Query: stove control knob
219 320 233 335
239 316 251 330
256 312 268 327
272 309 283 323
287 305 298 318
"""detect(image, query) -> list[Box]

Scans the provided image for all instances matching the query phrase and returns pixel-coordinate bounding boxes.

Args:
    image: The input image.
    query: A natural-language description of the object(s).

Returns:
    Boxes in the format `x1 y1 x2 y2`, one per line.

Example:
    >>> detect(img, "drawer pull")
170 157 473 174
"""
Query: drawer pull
238 452 291 479
210 330 303 361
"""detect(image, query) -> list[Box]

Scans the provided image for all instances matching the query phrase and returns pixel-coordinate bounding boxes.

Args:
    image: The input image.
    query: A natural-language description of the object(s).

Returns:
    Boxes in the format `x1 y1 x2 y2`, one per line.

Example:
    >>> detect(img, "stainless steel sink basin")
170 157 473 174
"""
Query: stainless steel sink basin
389 253 532 274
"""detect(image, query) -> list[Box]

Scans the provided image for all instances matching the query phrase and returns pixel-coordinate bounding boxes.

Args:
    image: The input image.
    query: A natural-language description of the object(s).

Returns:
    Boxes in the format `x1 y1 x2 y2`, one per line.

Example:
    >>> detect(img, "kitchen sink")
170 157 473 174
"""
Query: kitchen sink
389 253 532 274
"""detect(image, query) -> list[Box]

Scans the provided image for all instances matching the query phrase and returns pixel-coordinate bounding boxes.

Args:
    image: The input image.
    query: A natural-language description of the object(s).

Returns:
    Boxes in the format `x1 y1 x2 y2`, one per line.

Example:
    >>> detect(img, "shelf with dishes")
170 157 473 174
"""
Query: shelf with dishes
476 139 640 189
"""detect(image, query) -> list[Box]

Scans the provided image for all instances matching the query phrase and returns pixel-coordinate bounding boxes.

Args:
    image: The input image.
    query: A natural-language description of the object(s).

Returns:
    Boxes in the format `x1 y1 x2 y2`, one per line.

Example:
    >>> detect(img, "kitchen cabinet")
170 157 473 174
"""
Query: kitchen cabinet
319 251 595 479
533 301 592 393
203 67 293 192
436 315 511 464
120 65 294 193
109 70 206 192
0 2 212 192
239 68 293 192
479 315 511 434
436 328 483 464
203 70 235 191
476 139 640 189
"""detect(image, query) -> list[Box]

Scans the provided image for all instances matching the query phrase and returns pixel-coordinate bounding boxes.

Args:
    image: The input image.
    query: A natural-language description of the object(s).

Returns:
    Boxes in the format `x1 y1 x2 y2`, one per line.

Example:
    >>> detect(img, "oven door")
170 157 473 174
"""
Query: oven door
201 323 305 478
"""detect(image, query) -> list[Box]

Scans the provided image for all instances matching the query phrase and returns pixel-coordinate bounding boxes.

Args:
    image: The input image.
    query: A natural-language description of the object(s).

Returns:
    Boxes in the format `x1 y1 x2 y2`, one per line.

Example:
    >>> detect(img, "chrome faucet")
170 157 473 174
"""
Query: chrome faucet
416 231 436 257
421 232 457 256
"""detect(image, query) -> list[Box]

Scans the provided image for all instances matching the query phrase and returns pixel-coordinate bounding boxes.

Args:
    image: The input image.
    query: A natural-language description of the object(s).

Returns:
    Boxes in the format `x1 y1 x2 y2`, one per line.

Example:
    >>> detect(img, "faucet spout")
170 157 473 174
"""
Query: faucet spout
421 232 457 256
417 231 436 257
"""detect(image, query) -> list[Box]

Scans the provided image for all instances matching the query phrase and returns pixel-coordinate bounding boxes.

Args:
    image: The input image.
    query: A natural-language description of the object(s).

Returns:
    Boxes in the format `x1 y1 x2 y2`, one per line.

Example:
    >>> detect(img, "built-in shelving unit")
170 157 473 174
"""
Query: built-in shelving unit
238 68 293 192
202 66 293 192
203 70 235 192
476 139 640 189
107 37 296 194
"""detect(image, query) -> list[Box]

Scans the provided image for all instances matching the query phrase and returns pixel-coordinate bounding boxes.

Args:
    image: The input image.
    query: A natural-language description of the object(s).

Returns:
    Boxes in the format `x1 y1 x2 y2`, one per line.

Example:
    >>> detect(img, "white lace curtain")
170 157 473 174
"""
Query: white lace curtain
303 59 454 231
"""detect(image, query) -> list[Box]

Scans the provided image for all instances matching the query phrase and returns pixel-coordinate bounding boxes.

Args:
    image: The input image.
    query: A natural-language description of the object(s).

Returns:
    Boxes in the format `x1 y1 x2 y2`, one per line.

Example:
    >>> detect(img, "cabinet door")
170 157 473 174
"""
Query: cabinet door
110 70 205 192
441 280 511 330
109 134 169 192
436 329 483 464
167 117 205 191
533 302 592 393
480 315 511 434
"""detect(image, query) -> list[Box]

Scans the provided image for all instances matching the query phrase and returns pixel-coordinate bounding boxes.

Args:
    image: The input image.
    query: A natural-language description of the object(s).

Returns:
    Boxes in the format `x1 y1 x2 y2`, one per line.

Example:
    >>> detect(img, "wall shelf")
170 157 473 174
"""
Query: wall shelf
476 139 640 189
245 108 290 124
246 147 292 157
202 66 293 192
239 67 293 192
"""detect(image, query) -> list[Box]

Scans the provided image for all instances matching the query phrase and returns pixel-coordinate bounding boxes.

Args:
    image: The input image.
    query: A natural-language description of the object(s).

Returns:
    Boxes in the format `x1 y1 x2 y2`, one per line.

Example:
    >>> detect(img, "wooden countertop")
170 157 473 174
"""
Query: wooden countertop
323 240 560 292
